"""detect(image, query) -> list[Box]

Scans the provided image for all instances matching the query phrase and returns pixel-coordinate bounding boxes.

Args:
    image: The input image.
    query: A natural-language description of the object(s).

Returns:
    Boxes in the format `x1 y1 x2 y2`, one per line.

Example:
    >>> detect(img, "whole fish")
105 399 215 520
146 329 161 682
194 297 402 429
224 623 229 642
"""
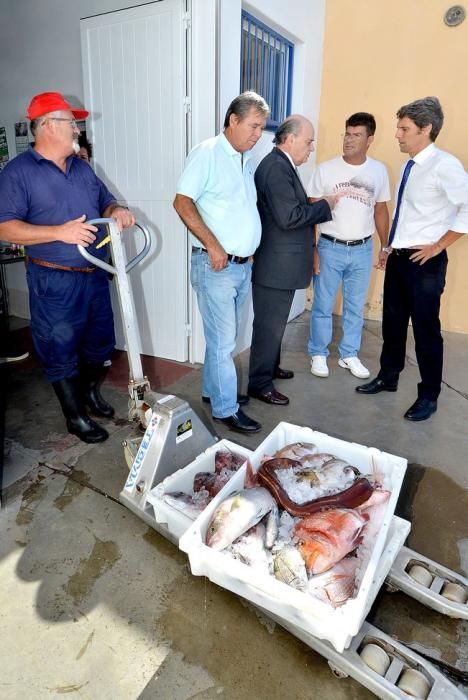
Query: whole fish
292 460 355 486
193 471 231 497
163 491 210 520
293 508 368 574
206 487 276 551
357 488 391 543
273 545 308 591
297 452 335 469
229 523 270 569
274 442 317 463
214 450 246 474
308 557 359 607
258 457 373 517
264 502 279 549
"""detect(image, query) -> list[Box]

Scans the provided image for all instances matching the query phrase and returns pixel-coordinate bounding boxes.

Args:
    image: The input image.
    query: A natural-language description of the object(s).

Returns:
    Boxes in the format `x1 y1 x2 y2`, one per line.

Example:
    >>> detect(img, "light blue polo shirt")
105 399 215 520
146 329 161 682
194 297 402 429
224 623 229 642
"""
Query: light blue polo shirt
176 133 261 256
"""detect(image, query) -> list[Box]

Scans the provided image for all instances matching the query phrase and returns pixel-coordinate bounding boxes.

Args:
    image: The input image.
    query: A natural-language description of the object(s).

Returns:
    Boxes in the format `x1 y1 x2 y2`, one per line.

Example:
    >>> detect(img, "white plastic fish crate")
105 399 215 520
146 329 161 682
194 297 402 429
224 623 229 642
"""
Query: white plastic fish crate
146 439 254 542
179 423 408 653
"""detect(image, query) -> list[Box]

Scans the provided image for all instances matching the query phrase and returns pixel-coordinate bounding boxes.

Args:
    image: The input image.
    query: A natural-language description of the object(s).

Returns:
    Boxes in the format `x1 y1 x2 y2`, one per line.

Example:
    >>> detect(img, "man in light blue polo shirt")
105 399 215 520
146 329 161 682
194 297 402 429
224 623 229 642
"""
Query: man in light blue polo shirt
173 92 269 434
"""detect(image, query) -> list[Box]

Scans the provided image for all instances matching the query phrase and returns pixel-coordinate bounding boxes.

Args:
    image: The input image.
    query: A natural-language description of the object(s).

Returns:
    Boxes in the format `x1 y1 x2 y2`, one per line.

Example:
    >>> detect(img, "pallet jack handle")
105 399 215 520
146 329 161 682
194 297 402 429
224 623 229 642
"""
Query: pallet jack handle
77 218 152 274
76 218 153 414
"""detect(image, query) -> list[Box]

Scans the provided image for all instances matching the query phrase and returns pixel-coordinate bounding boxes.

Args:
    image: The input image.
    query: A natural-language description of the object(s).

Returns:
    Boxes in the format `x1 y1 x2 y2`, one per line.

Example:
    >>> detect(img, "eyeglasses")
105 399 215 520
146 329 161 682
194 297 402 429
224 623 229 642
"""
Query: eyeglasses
43 117 79 129
341 132 365 141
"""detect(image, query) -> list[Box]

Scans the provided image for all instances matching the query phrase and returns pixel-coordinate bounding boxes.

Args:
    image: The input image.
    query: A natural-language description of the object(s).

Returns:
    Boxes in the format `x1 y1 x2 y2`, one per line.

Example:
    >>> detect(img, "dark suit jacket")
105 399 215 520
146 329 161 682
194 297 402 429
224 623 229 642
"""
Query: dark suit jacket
252 147 332 290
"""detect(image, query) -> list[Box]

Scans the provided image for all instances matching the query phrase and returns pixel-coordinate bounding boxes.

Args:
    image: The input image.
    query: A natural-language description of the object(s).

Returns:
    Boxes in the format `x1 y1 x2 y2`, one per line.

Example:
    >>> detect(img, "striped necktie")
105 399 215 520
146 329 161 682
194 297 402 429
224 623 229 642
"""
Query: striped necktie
388 159 415 246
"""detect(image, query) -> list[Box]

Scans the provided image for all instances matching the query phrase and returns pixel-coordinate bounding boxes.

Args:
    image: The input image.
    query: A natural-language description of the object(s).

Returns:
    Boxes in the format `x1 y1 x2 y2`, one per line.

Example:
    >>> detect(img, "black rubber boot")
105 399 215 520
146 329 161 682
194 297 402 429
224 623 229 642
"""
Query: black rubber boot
81 362 115 418
52 377 109 443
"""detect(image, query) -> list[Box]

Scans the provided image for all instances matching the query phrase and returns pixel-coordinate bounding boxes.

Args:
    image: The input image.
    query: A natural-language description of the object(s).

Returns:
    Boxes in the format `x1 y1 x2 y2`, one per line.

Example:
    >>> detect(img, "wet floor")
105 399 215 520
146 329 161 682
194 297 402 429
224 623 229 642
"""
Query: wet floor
1 315 467 698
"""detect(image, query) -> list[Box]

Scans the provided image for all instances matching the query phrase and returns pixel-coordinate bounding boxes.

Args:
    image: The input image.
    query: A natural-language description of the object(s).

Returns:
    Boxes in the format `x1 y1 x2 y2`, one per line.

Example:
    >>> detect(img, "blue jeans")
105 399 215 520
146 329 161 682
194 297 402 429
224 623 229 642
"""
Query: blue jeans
191 249 252 418
308 236 373 359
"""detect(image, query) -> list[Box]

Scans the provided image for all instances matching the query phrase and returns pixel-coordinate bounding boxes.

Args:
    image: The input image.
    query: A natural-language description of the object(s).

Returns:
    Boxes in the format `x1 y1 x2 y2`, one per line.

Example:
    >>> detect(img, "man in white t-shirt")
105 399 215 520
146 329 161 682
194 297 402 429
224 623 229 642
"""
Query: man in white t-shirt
307 112 390 379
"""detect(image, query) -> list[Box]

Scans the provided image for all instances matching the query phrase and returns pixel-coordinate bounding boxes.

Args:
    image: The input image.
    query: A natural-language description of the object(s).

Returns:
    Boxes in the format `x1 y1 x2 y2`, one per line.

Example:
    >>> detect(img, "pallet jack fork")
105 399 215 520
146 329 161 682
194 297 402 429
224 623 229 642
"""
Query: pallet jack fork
77 219 217 534
78 220 467 700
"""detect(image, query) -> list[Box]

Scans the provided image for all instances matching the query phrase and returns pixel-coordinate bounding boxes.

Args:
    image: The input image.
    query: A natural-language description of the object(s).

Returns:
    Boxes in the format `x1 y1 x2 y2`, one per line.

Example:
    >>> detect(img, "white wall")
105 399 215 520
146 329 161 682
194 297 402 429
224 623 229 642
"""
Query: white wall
0 0 215 321
215 0 327 359
0 0 171 316
0 0 327 363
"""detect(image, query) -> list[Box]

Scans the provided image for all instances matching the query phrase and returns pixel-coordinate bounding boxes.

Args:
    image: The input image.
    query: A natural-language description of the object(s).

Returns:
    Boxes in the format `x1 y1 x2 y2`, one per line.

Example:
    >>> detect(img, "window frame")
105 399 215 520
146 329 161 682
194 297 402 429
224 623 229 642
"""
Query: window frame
240 10 294 130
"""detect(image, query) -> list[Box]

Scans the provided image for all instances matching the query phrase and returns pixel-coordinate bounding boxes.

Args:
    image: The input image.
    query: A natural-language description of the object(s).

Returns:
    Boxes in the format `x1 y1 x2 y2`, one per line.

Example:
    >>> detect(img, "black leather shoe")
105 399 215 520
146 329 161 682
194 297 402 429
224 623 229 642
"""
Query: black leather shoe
248 388 289 405
202 393 249 406
355 377 398 394
213 409 261 433
275 367 294 380
404 398 437 422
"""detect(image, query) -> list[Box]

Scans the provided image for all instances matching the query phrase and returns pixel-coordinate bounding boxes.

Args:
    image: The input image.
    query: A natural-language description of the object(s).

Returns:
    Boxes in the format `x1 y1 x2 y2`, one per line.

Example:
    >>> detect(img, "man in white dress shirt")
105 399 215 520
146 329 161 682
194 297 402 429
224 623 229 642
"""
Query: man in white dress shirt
356 97 468 421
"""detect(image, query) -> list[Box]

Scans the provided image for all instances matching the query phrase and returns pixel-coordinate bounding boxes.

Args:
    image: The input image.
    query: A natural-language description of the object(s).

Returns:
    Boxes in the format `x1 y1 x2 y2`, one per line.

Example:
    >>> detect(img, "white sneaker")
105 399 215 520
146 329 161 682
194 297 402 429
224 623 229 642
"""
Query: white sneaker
338 356 370 379
311 355 329 377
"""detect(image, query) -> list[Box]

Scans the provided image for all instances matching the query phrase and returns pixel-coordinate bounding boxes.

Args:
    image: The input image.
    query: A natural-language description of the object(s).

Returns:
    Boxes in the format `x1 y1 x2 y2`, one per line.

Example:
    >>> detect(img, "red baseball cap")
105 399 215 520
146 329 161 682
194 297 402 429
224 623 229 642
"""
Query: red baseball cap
26 92 89 120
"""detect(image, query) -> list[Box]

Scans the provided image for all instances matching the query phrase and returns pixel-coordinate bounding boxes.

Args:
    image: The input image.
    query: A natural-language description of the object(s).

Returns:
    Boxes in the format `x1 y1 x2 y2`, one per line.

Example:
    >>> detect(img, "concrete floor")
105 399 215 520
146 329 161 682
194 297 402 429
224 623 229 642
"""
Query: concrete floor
1 314 467 699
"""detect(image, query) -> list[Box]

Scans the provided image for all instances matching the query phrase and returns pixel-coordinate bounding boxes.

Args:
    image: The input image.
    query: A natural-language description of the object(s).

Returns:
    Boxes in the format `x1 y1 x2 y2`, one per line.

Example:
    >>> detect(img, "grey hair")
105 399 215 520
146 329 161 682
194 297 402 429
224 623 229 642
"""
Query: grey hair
29 119 41 137
223 91 269 128
397 97 444 141
29 110 62 137
273 116 304 145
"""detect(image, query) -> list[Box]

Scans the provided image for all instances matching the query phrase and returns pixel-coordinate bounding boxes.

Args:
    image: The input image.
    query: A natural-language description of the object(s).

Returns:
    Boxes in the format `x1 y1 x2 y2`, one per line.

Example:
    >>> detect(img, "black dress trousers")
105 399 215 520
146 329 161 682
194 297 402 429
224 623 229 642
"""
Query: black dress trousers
378 249 448 400
248 283 295 393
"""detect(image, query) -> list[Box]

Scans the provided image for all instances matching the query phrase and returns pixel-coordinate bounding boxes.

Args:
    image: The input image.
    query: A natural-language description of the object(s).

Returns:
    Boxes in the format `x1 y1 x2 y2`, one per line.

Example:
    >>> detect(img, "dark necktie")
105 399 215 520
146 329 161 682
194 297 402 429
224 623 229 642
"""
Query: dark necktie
388 159 415 246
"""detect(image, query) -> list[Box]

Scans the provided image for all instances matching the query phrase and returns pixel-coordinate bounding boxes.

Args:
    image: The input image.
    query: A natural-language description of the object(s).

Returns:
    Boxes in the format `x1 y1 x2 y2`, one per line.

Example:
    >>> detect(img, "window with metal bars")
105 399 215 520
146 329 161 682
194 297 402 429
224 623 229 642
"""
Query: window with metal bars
240 11 294 129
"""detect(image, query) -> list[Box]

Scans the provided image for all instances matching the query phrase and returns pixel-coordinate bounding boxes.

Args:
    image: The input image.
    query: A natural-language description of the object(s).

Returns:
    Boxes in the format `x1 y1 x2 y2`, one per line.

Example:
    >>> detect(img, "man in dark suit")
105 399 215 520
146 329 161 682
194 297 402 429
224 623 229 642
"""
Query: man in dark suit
248 115 337 405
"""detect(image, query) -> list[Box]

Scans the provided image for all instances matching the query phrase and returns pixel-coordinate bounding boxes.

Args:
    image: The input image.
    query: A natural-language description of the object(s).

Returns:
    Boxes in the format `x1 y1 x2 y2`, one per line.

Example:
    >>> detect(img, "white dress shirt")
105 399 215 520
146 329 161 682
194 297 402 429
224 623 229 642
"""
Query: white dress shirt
391 143 468 248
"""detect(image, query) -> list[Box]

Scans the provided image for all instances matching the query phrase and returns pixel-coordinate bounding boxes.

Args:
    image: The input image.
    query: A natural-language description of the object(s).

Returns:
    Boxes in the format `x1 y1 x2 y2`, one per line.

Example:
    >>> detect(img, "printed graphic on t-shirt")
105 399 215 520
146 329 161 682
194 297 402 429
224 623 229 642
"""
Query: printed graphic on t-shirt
336 177 375 208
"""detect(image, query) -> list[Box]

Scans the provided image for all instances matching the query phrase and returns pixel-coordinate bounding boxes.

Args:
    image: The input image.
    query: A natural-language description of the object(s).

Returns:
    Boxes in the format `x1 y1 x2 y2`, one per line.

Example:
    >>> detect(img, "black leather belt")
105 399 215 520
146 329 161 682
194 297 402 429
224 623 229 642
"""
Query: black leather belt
192 247 250 264
321 233 372 246
392 248 414 255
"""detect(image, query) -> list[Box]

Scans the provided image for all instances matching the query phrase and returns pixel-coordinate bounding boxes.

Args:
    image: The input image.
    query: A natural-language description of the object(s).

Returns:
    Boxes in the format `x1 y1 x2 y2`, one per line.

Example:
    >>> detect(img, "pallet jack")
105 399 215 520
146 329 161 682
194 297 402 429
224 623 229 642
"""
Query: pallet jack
78 218 216 535
78 220 468 699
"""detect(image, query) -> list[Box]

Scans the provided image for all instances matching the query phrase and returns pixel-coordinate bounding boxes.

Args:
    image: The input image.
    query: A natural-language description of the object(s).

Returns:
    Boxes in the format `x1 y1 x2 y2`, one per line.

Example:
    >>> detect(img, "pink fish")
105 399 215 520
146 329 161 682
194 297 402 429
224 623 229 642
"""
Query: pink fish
308 557 360 607
193 471 231 497
358 488 391 542
293 508 368 574
214 450 246 474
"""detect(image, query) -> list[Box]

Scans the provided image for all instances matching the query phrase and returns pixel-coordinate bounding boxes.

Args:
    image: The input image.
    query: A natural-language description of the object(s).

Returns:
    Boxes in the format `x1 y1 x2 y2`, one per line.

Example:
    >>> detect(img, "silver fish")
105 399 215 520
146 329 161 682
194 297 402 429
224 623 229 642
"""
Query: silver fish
206 487 276 551
163 491 209 520
274 442 317 462
264 502 279 549
273 545 308 591
297 452 335 469
230 523 269 567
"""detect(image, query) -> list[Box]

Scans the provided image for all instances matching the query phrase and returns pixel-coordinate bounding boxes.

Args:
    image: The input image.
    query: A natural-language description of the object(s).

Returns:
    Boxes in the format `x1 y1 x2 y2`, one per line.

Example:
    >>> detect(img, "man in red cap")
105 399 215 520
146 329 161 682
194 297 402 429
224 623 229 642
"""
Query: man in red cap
0 92 135 443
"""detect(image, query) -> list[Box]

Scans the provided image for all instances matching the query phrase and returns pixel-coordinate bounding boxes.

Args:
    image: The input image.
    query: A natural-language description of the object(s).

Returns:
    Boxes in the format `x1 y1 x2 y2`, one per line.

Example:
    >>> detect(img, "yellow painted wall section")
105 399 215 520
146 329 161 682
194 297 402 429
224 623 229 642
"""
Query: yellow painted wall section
318 0 468 332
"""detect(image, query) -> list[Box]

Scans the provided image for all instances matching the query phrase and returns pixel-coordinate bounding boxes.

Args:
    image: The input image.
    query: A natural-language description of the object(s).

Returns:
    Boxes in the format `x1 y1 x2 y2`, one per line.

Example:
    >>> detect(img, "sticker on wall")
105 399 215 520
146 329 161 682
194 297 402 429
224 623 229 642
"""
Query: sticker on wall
0 127 9 171
176 418 193 444
15 121 29 155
